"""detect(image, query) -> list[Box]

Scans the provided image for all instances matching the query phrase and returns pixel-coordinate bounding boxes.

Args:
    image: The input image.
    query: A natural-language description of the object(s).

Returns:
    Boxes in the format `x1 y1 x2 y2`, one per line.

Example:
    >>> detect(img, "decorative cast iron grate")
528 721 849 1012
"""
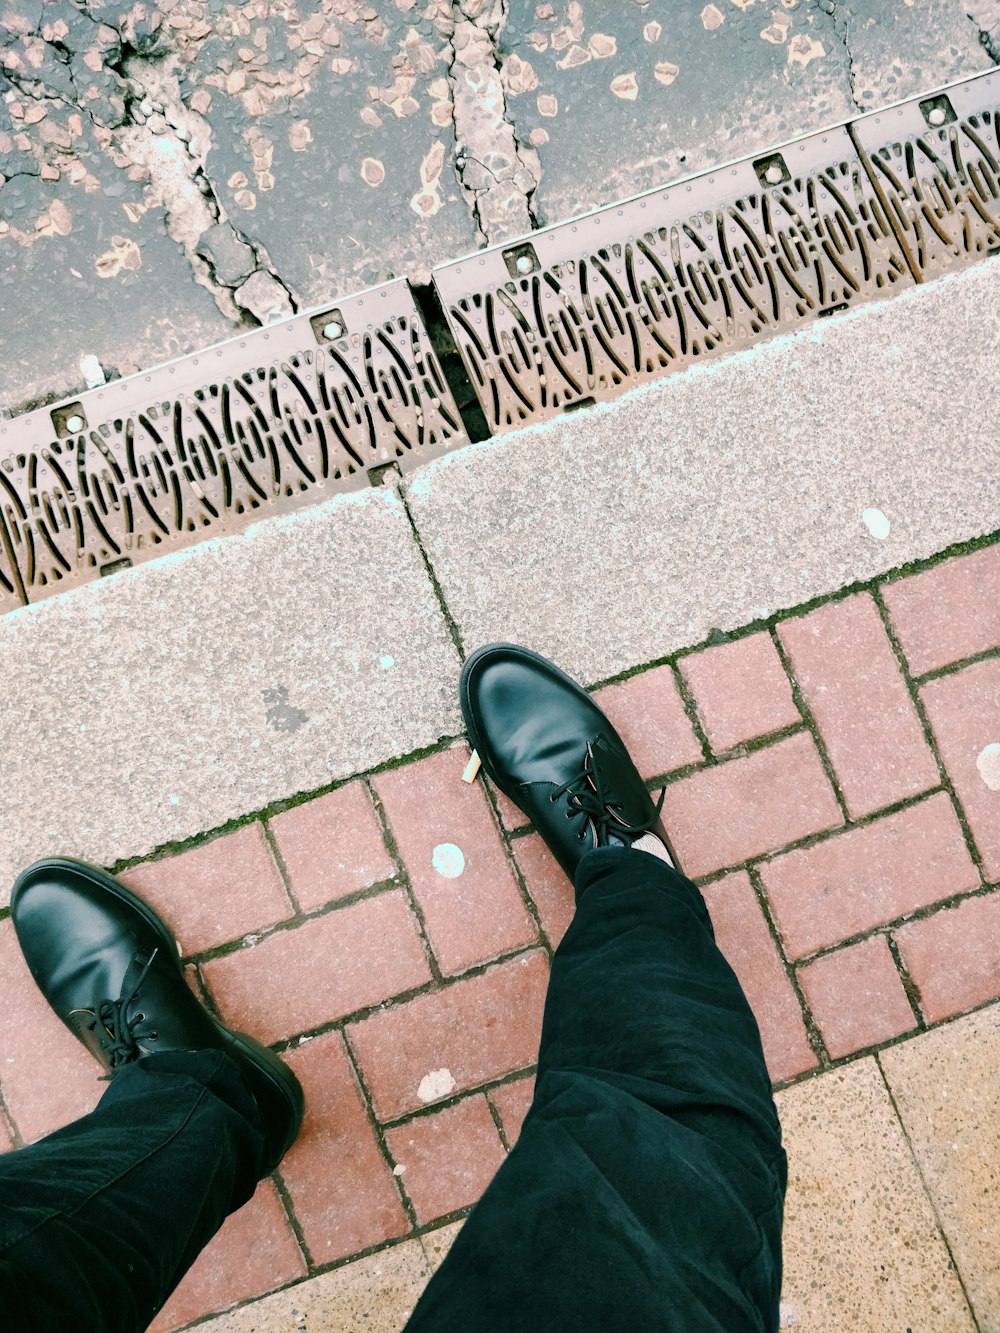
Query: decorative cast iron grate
433 69 998 436
0 280 466 611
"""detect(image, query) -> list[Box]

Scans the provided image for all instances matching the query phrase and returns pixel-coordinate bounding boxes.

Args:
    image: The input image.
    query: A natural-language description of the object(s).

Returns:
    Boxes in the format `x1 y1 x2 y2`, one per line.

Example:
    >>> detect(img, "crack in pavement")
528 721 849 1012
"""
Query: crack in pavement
1 5 298 336
815 0 864 112
114 54 298 325
968 11 1000 63
447 0 540 246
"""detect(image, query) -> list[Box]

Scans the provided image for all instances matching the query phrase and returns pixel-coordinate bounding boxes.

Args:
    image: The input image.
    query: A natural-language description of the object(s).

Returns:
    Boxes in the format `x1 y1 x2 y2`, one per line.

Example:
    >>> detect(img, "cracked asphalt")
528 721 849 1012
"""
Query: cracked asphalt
1 0 997 413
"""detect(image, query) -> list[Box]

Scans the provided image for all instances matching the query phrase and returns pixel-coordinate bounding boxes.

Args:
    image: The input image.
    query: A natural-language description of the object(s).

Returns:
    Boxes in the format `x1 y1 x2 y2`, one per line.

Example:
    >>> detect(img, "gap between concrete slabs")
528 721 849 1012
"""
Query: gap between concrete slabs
404 257 1000 685
0 487 462 905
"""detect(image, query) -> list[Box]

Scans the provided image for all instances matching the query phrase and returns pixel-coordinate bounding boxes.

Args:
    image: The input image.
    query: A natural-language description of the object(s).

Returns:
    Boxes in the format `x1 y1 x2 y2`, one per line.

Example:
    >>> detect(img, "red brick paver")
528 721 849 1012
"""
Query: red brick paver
920 658 1000 882
385 1095 506 1225
679 633 801 755
488 1075 536 1147
797 936 917 1060
203 890 432 1044
593 665 703 778
660 732 842 880
0 920 102 1143
760 793 979 960
280 1031 409 1262
375 750 538 975
268 783 396 911
512 833 574 949
150 1180 305 1333
123 825 292 955
778 594 940 818
493 785 531 832
894 891 1000 1024
701 872 817 1082
881 546 1000 677
347 950 549 1121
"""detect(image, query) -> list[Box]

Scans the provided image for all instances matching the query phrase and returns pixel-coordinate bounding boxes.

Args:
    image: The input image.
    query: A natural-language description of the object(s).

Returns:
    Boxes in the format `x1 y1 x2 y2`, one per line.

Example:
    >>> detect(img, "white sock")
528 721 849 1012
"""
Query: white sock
630 832 674 867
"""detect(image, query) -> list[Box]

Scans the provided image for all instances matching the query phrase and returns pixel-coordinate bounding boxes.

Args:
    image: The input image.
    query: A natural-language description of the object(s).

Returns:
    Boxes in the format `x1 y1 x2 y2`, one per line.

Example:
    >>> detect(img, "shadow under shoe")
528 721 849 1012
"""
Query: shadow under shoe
11 857 303 1175
460 643 677 881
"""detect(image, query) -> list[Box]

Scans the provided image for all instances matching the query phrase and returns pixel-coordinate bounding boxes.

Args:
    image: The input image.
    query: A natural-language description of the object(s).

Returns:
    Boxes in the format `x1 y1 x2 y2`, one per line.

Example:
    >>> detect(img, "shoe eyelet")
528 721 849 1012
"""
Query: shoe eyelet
134 1013 145 1022
577 832 586 841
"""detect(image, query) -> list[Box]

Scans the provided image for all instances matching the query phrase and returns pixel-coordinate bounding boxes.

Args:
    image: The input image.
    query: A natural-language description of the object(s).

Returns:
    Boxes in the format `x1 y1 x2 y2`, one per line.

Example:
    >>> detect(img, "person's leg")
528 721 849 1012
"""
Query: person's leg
2 857 304 1333
405 644 787 1332
406 849 785 1333
0 1049 265 1333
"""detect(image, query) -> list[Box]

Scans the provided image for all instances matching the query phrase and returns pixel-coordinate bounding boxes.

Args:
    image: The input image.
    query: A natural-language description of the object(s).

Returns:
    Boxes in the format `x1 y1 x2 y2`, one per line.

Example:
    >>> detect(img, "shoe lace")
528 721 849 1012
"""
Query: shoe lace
549 743 666 846
88 948 160 1077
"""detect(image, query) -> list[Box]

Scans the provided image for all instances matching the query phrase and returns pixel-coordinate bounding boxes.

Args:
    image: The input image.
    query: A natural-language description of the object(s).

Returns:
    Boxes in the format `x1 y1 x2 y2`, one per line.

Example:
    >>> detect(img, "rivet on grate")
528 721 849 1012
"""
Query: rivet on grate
322 321 344 339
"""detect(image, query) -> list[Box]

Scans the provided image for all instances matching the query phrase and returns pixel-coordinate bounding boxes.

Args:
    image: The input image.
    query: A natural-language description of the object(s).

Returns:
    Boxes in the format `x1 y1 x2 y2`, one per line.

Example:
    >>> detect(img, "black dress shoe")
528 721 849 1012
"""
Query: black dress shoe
460 644 677 881
11 857 303 1174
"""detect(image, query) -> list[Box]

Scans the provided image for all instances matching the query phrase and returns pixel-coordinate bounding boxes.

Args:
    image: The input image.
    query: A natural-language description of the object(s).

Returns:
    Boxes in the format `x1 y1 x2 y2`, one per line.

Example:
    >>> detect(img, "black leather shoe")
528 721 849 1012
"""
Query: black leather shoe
11 857 303 1174
460 644 677 880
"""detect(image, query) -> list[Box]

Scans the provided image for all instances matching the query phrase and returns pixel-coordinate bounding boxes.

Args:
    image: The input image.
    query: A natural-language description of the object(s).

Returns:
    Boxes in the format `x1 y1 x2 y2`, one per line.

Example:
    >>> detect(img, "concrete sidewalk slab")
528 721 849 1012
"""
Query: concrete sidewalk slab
405 258 1000 685
0 487 461 904
196 1238 432 1333
775 1059 976 1330
881 1004 1000 1330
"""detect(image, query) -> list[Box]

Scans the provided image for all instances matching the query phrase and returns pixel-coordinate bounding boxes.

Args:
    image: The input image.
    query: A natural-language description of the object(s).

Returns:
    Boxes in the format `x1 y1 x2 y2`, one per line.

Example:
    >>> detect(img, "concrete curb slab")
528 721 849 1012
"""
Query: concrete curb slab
405 258 1000 685
0 487 461 902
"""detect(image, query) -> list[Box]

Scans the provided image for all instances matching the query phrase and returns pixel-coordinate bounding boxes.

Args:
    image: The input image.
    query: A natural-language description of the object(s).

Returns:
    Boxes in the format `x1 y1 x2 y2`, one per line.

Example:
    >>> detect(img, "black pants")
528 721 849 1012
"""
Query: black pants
0 849 786 1332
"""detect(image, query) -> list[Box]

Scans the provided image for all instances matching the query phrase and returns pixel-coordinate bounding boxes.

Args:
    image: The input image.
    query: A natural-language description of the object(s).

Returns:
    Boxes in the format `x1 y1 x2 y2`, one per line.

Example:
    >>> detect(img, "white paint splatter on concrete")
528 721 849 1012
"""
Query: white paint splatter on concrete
976 743 1000 791
417 1068 456 1103
379 654 396 669
432 843 465 877
862 508 891 540
80 354 106 388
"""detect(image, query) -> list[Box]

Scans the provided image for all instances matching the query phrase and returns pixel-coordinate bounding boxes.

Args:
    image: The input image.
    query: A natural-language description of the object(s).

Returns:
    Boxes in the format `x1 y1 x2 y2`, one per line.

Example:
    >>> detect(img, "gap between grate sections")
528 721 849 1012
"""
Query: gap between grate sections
0 279 467 612
432 69 1000 436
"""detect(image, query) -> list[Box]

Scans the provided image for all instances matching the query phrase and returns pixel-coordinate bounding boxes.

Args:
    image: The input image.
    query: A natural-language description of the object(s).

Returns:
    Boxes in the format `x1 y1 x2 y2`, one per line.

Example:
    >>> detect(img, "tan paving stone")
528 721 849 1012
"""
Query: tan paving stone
880 1004 1000 1330
776 1058 975 1331
195 1238 431 1332
419 1219 464 1274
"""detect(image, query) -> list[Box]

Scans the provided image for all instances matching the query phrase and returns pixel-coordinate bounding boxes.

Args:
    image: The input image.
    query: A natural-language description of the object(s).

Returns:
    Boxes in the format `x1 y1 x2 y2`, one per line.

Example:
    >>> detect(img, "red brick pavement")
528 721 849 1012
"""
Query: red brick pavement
0 539 996 1330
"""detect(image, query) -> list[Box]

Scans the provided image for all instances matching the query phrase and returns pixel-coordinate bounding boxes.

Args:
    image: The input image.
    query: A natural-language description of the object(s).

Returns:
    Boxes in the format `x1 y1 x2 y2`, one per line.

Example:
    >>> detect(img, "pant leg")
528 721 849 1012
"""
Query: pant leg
0 1048 266 1333
404 847 787 1333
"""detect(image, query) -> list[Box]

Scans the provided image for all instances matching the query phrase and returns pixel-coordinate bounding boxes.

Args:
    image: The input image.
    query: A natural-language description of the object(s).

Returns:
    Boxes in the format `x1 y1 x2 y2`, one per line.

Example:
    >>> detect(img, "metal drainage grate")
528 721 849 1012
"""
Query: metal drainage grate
433 69 999 436
851 75 1000 277
0 279 466 611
